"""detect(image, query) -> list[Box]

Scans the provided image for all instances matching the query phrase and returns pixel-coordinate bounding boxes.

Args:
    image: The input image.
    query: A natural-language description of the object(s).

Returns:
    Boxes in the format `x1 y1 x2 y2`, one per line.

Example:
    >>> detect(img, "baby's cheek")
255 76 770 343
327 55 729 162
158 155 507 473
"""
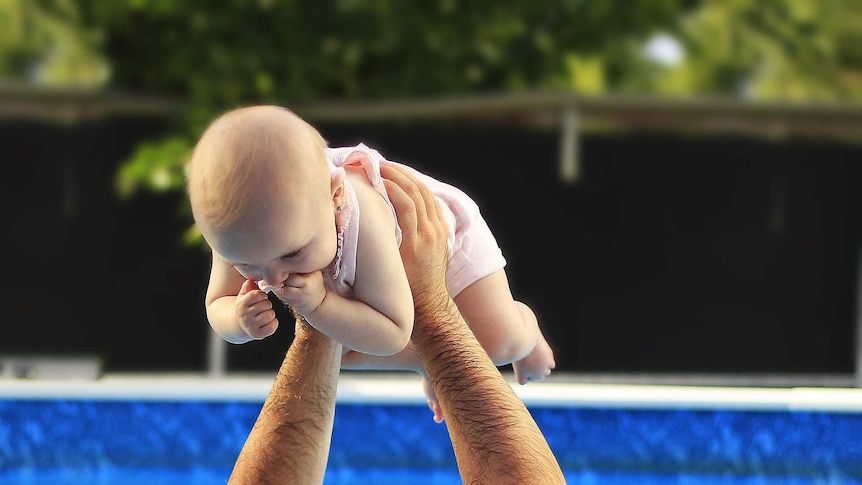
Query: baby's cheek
271 287 290 304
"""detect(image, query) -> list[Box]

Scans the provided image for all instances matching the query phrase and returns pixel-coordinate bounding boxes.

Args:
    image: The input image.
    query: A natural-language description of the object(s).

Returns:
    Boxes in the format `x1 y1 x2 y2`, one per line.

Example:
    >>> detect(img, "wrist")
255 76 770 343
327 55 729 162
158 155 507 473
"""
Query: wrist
411 291 462 345
293 315 318 339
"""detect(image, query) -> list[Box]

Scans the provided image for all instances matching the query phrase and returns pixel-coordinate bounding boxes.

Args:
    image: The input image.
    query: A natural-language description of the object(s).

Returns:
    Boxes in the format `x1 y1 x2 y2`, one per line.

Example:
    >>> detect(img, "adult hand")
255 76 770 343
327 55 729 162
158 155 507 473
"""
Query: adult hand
379 164 449 300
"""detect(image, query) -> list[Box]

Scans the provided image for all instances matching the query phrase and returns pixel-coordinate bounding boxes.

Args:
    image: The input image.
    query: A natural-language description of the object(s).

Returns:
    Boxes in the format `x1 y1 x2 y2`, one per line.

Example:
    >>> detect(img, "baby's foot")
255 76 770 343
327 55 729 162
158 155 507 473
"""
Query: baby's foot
422 375 444 424
512 335 556 385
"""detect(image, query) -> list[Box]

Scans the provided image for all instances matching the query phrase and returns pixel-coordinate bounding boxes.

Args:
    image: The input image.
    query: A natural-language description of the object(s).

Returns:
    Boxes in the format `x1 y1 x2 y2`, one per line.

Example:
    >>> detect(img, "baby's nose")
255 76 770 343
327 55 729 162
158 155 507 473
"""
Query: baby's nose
262 269 288 286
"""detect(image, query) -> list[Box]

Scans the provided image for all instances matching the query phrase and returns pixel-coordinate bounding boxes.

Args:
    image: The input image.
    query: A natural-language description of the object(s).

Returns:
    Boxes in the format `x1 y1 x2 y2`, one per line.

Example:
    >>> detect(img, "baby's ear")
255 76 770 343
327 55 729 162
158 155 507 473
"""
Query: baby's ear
330 170 346 205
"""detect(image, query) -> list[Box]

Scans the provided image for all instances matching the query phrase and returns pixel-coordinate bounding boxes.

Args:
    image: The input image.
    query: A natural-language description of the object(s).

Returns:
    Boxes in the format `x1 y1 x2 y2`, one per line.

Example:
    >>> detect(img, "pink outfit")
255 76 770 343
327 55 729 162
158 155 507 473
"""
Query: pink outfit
260 143 506 299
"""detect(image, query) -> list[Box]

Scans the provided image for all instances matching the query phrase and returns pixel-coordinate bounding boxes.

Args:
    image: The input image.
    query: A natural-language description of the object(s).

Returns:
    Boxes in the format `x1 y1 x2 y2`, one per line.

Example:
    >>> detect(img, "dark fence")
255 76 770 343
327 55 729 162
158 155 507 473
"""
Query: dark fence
3 115 860 375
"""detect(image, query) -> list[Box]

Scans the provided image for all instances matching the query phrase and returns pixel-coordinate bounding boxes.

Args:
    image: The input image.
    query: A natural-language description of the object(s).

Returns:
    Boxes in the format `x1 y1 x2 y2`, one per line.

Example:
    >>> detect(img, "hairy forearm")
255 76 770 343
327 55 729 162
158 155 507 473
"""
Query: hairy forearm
412 292 566 484
228 320 342 485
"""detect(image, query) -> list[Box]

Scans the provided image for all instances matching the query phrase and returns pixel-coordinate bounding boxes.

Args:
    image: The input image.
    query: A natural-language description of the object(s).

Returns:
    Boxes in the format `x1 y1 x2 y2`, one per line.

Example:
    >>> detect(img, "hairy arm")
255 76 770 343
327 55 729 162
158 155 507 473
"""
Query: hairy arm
381 163 567 484
228 317 342 484
413 297 566 484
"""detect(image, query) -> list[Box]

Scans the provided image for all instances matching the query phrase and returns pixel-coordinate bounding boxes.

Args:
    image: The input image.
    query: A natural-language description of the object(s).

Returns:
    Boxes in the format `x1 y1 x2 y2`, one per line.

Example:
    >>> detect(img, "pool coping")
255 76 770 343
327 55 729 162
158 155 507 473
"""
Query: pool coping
1 372 861 413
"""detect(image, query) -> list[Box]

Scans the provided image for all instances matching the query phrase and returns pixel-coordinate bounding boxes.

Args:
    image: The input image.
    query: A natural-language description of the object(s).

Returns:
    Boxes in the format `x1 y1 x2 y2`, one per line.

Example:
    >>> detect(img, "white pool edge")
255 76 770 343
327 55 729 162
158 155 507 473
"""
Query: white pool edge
1 372 861 413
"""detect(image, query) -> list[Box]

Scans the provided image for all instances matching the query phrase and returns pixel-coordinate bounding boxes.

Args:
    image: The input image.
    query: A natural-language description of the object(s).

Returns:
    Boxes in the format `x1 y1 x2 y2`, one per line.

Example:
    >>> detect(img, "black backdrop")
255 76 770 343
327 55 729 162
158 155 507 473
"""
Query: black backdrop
3 116 860 374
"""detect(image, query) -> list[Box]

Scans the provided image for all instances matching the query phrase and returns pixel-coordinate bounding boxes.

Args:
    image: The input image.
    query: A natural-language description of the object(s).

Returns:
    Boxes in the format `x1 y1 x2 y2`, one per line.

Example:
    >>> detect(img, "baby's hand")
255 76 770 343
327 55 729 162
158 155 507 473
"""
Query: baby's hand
271 271 326 318
235 279 279 340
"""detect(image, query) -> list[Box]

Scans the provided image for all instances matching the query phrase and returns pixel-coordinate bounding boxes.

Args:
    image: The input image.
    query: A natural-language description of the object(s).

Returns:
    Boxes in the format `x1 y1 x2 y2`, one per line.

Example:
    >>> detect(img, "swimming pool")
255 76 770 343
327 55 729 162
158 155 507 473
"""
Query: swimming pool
1 373 860 484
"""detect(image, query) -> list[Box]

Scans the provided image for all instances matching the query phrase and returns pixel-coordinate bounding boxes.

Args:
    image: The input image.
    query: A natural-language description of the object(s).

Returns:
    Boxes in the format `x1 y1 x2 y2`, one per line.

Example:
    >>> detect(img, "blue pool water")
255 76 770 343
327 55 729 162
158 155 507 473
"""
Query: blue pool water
1 399 861 484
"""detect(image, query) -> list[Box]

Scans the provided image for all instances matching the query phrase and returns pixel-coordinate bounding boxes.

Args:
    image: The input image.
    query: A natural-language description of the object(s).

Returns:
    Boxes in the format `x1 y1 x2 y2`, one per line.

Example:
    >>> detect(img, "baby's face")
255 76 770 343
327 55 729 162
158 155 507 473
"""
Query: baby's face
208 187 339 290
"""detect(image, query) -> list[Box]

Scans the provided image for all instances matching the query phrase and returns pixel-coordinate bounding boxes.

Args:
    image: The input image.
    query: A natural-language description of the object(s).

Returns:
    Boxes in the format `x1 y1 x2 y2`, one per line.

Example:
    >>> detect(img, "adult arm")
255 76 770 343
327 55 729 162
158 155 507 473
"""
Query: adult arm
228 317 343 485
380 164 567 485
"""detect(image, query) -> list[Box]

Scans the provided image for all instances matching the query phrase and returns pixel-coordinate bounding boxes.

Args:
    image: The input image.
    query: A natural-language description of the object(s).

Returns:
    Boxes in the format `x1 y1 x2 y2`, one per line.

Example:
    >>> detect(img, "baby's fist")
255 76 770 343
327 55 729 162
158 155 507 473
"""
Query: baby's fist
235 279 279 340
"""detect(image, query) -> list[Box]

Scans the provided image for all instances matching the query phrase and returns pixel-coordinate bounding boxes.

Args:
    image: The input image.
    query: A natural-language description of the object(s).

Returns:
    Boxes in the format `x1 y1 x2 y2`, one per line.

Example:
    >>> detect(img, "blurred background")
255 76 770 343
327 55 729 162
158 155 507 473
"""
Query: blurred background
2 0 861 383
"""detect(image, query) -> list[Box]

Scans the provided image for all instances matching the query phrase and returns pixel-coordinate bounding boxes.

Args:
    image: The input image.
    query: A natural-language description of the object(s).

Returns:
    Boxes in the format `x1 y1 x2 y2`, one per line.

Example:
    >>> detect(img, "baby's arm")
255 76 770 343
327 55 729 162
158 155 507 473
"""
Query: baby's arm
297 168 414 356
205 253 279 344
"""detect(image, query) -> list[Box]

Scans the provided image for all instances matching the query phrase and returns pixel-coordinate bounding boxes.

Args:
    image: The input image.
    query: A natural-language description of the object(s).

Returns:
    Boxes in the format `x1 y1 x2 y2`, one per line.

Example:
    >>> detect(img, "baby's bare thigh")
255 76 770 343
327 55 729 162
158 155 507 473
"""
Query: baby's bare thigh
453 269 528 342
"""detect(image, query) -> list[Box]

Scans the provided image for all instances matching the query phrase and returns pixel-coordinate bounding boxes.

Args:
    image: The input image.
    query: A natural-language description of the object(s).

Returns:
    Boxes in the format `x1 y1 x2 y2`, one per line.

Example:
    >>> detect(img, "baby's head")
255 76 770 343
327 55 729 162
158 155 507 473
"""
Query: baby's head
187 105 345 281
187 105 330 231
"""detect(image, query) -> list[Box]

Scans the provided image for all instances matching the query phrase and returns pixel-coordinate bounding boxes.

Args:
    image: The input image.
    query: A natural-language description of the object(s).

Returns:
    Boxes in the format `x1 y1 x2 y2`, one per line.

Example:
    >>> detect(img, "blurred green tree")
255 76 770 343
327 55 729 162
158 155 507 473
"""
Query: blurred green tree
638 0 862 101
5 0 861 244
89 0 701 244
0 0 108 87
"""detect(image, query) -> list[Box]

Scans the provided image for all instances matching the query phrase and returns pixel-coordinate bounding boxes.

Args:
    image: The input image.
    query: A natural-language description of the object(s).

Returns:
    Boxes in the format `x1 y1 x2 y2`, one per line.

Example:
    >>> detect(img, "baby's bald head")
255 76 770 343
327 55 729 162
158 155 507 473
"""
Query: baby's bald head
186 105 330 233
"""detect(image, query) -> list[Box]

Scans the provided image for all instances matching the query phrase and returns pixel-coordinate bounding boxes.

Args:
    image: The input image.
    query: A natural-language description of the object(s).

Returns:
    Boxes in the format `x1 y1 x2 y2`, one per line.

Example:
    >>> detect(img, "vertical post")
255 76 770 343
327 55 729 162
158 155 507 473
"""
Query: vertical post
559 106 580 184
856 242 862 387
207 327 227 378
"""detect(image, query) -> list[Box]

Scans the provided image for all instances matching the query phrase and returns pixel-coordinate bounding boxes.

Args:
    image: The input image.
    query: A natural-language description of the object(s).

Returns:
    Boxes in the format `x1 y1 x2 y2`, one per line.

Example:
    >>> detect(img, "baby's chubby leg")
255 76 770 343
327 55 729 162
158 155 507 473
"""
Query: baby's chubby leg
454 269 556 385
342 345 445 423
340 343 424 373
339 268 555 423
510 302 556 384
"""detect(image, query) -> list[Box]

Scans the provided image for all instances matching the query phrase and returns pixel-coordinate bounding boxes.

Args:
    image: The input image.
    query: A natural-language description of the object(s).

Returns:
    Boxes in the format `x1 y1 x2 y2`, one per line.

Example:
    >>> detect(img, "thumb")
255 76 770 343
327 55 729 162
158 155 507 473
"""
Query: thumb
238 279 259 295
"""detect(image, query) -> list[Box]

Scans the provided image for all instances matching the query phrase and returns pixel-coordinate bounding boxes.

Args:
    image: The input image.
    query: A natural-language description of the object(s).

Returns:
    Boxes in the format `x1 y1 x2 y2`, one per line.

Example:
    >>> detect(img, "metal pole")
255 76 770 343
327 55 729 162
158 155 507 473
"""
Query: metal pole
560 106 580 184
207 327 227 378
856 242 862 387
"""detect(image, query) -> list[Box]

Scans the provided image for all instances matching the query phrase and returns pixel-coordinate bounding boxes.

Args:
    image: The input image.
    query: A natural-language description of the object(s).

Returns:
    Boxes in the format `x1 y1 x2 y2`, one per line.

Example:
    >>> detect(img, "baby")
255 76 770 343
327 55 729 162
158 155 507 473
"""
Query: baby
186 105 555 422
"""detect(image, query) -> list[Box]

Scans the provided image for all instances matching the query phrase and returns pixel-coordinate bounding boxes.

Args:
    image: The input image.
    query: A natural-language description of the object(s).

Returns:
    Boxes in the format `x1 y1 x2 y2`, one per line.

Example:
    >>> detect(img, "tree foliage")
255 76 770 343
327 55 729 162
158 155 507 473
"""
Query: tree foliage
0 0 108 86
91 0 700 213
644 0 862 101
87 1 693 101
4 0 861 245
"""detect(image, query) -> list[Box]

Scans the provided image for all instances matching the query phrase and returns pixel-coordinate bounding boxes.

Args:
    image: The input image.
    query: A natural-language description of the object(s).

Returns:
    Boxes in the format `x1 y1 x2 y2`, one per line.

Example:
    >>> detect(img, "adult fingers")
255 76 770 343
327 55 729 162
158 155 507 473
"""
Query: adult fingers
380 164 443 229
381 164 422 235
381 163 450 292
